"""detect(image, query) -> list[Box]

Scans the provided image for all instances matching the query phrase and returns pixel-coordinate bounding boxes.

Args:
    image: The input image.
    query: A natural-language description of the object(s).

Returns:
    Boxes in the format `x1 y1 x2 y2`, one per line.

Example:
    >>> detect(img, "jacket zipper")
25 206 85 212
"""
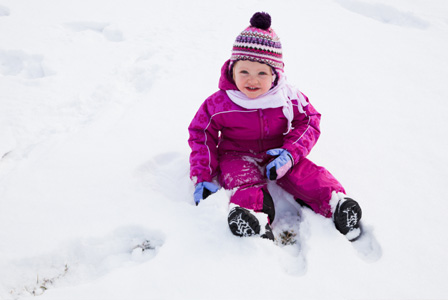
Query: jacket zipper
258 109 264 152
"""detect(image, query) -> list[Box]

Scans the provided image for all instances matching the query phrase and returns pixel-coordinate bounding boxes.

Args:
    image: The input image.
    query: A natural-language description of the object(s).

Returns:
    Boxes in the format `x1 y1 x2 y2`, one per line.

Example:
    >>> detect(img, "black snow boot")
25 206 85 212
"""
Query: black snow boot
228 206 274 241
333 198 362 241
260 223 275 241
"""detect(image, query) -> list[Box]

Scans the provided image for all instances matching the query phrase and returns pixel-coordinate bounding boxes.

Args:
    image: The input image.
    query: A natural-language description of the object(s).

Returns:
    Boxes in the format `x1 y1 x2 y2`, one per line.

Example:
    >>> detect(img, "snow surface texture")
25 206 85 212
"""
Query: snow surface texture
1 0 447 299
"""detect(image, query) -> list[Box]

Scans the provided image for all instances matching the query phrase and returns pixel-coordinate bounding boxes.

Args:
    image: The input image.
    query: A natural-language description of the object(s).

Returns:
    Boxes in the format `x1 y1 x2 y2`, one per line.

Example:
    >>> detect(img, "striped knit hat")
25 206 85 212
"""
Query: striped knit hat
231 12 284 72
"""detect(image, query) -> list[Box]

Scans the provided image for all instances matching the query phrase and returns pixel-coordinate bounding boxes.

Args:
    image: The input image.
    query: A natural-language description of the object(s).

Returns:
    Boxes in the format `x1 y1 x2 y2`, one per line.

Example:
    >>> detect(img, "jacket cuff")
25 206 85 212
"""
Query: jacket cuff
282 144 300 166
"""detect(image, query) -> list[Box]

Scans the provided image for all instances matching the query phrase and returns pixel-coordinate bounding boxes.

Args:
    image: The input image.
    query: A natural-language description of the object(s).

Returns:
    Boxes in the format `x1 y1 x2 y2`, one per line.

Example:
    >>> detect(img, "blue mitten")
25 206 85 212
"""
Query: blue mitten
194 182 219 206
266 148 293 180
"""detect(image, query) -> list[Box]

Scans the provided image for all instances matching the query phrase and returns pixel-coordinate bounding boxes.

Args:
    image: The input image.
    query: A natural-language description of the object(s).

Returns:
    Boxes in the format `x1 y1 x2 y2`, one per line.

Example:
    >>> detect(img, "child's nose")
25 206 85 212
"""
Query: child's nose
247 75 257 84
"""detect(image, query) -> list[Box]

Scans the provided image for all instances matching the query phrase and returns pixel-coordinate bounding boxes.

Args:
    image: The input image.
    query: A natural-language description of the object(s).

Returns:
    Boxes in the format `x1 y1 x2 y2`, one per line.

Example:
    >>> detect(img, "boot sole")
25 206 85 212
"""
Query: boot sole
228 207 260 237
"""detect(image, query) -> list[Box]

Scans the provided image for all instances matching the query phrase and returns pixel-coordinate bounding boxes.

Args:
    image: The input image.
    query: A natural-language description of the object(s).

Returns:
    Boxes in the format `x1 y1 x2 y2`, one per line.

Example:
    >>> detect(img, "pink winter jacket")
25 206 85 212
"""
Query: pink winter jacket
188 60 321 184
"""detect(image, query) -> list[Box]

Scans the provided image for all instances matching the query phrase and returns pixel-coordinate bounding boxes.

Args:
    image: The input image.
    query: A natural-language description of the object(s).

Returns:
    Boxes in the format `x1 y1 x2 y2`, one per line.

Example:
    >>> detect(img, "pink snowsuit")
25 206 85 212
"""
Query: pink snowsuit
188 60 345 219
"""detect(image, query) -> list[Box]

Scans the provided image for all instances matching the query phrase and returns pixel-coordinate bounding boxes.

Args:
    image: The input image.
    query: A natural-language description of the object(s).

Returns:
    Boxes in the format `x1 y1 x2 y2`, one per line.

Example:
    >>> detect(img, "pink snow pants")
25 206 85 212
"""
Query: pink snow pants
218 151 345 218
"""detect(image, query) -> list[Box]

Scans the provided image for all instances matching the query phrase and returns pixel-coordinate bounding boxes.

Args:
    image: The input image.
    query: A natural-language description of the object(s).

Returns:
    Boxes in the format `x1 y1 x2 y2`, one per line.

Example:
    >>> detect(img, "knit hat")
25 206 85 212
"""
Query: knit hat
231 12 284 72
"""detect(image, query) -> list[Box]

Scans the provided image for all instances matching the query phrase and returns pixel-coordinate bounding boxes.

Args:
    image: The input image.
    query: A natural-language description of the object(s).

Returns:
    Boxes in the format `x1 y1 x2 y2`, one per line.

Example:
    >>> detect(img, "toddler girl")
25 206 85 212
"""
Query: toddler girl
188 12 362 242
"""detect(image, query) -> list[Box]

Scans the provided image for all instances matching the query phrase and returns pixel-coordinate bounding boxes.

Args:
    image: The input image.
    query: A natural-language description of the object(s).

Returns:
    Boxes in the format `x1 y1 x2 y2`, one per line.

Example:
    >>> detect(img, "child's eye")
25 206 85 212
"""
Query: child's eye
259 72 268 76
240 70 249 74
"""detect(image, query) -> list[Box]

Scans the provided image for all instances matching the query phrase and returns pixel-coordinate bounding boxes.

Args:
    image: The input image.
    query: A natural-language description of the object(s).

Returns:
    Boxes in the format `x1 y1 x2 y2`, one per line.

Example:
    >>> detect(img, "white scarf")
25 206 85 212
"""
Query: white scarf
226 74 308 135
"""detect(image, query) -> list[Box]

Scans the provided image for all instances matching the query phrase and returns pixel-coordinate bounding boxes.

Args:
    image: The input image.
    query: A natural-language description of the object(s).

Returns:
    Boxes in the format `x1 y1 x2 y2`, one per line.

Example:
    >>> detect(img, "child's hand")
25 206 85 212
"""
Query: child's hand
194 182 219 206
266 148 293 180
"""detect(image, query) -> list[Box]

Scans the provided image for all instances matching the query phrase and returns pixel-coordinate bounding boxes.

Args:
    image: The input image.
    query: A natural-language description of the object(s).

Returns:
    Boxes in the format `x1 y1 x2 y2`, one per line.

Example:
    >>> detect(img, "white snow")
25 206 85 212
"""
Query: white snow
1 0 448 299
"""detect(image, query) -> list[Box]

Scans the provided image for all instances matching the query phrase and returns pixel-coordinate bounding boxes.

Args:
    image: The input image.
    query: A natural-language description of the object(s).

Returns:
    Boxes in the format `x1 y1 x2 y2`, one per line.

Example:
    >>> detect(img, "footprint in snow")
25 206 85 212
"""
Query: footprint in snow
1 226 165 299
351 223 382 263
0 49 49 79
268 182 308 276
128 51 162 93
64 21 124 42
0 5 10 16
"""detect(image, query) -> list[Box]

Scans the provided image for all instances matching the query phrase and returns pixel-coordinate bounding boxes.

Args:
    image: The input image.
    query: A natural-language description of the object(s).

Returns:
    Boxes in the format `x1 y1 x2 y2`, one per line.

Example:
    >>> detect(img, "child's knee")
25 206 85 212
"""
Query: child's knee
229 186 275 222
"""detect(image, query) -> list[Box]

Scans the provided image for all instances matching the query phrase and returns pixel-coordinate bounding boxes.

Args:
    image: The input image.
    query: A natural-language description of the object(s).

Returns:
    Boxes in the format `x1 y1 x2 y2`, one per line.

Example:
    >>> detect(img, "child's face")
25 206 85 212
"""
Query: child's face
233 60 274 99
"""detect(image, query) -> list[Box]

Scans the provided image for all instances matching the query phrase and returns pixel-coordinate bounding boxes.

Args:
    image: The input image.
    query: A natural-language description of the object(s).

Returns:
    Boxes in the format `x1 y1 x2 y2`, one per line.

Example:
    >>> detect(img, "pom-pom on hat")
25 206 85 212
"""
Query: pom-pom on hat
231 12 284 72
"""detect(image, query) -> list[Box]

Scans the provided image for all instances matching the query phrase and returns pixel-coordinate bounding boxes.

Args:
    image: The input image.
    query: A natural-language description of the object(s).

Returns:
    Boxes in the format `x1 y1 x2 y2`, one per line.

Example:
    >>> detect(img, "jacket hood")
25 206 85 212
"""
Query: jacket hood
218 60 238 91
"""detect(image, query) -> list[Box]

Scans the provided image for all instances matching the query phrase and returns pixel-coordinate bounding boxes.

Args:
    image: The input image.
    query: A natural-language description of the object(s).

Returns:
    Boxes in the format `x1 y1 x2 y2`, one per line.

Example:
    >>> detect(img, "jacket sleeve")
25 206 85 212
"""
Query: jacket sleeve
188 97 221 184
282 93 321 164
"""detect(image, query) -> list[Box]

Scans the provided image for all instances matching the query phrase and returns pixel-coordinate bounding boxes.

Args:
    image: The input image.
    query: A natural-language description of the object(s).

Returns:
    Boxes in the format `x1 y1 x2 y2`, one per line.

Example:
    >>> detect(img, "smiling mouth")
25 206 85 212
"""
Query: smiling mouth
246 87 259 91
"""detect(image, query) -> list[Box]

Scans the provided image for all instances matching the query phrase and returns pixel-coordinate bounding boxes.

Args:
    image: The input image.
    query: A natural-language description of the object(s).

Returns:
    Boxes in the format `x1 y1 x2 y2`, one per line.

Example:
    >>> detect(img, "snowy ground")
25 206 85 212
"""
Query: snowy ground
1 0 448 299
